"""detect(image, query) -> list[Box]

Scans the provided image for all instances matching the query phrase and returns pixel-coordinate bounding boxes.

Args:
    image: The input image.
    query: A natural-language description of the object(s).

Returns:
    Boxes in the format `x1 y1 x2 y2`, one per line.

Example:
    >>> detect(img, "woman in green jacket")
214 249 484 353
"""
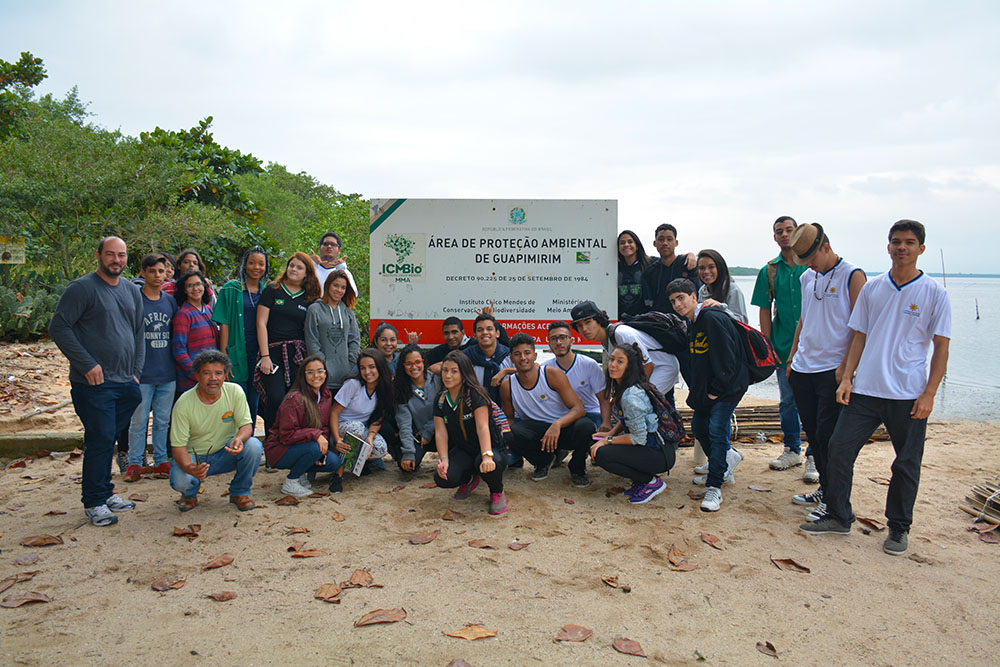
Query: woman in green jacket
213 246 269 426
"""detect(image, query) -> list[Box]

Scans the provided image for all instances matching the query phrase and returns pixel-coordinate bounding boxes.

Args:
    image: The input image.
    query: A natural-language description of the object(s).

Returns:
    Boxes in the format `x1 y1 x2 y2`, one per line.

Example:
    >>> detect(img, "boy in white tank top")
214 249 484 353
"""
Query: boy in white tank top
785 223 867 520
801 220 951 557
500 334 596 488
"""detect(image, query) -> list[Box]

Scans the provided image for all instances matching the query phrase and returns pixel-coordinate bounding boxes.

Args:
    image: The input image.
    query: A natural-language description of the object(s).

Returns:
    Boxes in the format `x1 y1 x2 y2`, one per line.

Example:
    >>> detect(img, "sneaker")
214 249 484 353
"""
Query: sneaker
700 486 723 512
298 475 312 491
152 461 171 478
769 448 802 470
105 493 136 512
623 482 641 498
454 474 480 500
551 449 569 468
629 477 666 505
85 504 118 527
805 502 828 522
281 477 312 498
571 472 591 488
883 528 908 556
793 488 823 506
328 475 343 494
799 515 850 535
116 450 128 475
803 455 819 483
124 464 142 483
693 463 710 474
489 491 508 515
692 472 735 486
726 447 744 473
531 462 551 481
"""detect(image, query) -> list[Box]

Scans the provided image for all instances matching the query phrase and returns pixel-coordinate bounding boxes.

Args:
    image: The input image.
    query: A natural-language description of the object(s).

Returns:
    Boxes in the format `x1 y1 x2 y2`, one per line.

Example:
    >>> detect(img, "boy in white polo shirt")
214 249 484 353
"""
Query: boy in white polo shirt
801 220 950 556
784 224 867 520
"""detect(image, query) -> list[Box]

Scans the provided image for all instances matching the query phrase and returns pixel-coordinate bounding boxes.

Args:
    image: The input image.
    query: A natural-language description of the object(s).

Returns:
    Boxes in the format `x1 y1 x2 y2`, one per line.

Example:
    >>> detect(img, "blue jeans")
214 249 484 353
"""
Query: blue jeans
585 411 604 428
127 381 175 466
170 437 263 498
690 400 739 489
71 381 142 508
776 364 803 453
275 441 342 479
236 379 260 435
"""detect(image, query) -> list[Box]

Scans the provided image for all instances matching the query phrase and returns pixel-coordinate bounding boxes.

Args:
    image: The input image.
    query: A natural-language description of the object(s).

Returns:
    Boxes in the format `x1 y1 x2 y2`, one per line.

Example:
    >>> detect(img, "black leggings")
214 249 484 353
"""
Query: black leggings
434 446 506 494
593 443 673 485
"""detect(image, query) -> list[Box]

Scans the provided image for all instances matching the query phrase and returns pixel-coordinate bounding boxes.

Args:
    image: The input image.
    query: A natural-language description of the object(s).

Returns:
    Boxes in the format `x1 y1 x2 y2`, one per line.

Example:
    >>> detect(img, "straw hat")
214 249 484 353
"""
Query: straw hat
790 223 827 266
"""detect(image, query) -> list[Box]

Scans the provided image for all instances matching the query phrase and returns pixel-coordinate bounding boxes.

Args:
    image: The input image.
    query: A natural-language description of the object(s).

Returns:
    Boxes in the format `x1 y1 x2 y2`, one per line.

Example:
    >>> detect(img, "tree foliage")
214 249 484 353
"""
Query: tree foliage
0 51 46 139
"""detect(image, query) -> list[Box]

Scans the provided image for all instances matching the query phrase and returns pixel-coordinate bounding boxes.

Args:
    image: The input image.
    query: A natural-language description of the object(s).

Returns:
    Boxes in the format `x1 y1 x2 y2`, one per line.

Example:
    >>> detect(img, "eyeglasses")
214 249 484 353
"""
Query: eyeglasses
320 242 340 248
403 360 423 368
304 369 327 376
549 335 572 343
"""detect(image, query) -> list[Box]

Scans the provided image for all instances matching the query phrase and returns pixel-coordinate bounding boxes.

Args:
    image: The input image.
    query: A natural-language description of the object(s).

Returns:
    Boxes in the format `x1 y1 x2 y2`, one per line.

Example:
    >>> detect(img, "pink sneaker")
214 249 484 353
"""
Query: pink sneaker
453 474 480 500
489 491 508 515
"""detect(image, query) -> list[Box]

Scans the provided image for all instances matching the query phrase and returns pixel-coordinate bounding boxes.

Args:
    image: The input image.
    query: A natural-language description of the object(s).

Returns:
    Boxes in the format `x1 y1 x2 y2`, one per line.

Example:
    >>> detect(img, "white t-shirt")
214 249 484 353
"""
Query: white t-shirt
850 271 951 400
792 258 865 374
609 324 679 395
334 378 378 423
315 262 358 299
544 354 604 414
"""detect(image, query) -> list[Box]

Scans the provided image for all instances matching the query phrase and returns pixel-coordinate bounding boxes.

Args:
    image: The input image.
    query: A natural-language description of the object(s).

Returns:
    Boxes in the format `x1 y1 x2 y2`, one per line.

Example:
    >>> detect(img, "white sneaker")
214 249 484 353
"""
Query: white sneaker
803 455 819 483
726 448 744 475
693 463 710 474
281 477 312 498
85 504 118 527
792 488 823 506
298 476 313 491
769 448 802 470
805 502 828 522
701 487 723 512
692 472 735 486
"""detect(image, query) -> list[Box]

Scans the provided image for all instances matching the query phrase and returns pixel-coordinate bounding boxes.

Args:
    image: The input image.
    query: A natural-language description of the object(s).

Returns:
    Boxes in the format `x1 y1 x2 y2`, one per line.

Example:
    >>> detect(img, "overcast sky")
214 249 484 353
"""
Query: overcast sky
7 1 999 272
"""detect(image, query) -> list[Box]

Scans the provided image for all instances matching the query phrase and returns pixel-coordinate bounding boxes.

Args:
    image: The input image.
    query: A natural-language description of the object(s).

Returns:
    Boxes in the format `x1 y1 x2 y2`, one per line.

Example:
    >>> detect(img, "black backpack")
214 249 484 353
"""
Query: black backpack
611 311 689 357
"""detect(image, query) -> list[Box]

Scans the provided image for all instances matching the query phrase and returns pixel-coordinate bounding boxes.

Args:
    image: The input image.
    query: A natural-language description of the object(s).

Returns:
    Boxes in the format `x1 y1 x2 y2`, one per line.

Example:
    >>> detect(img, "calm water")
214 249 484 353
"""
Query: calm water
731 275 1000 423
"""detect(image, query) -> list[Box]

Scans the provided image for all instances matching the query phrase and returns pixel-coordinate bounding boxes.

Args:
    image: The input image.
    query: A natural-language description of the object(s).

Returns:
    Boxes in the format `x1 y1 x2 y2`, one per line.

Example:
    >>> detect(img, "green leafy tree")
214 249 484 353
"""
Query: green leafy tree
141 117 263 216
0 51 46 139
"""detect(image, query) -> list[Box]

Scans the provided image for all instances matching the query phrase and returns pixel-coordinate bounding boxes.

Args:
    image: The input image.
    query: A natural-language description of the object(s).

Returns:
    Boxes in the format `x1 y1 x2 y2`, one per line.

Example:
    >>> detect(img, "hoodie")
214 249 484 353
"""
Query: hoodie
304 300 361 393
684 305 749 411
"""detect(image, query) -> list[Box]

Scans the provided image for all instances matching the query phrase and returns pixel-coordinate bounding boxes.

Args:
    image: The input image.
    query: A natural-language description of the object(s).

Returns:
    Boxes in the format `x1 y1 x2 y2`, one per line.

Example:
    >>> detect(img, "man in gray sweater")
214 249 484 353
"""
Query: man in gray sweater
49 236 144 526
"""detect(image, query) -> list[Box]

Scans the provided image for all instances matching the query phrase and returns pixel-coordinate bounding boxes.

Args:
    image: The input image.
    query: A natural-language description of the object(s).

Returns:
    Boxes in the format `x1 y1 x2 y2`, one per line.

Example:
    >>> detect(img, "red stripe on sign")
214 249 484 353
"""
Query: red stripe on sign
369 319 602 347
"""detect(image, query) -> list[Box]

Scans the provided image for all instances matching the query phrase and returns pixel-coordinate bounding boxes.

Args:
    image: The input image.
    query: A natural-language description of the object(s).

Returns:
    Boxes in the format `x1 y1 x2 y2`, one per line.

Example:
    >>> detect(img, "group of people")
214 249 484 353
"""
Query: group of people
50 216 951 558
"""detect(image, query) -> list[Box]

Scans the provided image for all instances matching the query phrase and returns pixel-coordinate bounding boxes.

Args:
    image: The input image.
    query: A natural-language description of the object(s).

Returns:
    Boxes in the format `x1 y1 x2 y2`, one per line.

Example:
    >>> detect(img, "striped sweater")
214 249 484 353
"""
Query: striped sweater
172 302 219 391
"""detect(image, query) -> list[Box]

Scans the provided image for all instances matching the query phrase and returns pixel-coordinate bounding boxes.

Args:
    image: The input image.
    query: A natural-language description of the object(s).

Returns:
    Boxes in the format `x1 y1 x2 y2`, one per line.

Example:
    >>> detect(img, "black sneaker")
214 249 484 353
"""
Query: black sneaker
571 472 591 488
551 449 569 468
116 450 128 475
883 528 908 556
800 515 850 535
793 488 823 506
531 462 551 481
328 476 343 494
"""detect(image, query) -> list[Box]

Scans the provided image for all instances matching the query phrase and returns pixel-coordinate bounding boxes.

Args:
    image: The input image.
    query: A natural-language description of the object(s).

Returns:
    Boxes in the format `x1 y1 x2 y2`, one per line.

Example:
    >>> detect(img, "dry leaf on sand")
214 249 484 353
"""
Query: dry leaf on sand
43 510 67 516
770 557 811 574
687 489 705 500
421 481 438 488
554 624 593 642
1 592 51 608
868 476 891 486
207 591 237 602
173 525 201 540
348 570 373 587
275 495 300 506
756 640 779 658
748 484 772 492
151 576 185 591
314 583 342 602
612 637 646 657
467 539 495 549
701 532 723 550
668 544 698 572
442 508 465 521
979 531 1000 544
332 512 346 522
446 624 498 641
563 498 575 505
19 535 63 547
508 542 530 551
390 485 406 492
355 608 407 627
128 493 149 502
202 555 234 571
287 542 306 553
285 526 310 534
857 517 886 531
445 661 473 667
291 549 327 558
409 530 439 545
601 575 620 588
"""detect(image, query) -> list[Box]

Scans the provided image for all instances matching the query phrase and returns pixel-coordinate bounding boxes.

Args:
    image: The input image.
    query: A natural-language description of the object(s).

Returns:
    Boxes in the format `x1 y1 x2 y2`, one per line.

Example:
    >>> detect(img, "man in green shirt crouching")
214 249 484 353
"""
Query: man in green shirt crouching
169 350 262 512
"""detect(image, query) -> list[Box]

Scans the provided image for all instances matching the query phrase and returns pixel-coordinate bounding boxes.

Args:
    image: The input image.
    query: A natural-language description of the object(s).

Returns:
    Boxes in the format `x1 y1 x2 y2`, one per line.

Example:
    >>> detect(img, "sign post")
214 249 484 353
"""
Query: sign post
369 199 617 347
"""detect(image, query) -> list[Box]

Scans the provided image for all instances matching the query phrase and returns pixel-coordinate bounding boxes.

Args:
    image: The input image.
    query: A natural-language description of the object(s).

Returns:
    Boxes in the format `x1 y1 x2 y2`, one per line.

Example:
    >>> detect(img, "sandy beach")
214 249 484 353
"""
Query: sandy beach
2 343 999 665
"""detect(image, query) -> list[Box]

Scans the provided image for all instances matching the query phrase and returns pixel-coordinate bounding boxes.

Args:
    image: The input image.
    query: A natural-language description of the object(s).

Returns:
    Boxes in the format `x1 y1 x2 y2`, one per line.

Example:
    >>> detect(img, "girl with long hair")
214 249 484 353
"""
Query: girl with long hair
697 249 748 323
329 348 396 489
373 322 401 375
617 230 653 320
264 355 342 496
591 343 676 504
166 248 215 306
305 270 360 396
391 344 441 472
432 350 508 515
255 252 321 436
171 270 219 393
214 245 269 426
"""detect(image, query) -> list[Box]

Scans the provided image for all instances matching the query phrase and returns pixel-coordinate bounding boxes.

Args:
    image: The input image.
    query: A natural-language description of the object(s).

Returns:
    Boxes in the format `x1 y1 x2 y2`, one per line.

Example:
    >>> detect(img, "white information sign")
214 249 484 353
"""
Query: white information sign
369 199 617 346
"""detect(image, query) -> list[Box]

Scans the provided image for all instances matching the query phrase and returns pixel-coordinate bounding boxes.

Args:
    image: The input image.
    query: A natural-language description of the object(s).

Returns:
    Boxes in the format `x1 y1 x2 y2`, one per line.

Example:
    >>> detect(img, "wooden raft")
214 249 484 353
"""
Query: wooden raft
676 405 889 442
960 480 1000 525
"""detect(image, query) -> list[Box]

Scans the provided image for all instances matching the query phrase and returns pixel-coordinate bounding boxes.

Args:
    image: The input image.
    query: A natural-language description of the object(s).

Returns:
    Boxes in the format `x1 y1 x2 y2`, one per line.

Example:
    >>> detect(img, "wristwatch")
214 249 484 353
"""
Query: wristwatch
482 450 494 458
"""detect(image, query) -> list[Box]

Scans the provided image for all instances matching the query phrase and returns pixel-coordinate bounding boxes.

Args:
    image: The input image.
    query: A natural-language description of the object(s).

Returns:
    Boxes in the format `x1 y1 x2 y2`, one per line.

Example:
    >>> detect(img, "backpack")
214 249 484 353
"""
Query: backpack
437 391 511 448
645 385 685 450
729 316 778 384
611 311 689 356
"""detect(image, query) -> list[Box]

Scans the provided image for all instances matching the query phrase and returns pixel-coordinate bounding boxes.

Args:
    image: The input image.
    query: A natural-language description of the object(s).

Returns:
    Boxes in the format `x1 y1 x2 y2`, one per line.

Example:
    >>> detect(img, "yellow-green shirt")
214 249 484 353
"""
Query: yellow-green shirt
171 383 251 457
